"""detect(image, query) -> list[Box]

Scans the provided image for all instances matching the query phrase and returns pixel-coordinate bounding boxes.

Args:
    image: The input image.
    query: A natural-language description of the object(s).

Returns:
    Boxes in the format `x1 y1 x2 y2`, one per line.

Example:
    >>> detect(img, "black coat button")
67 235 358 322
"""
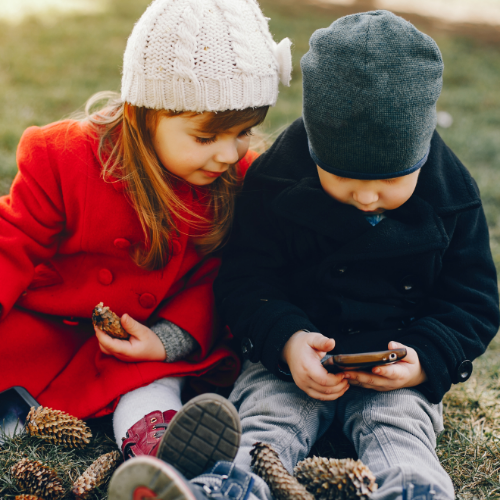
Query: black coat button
241 338 254 358
456 360 473 383
336 266 347 276
341 326 361 335
400 275 415 292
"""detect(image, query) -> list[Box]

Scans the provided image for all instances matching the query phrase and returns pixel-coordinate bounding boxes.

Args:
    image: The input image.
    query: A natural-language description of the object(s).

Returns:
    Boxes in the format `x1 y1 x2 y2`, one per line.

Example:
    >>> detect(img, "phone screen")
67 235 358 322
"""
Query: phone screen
0 389 33 444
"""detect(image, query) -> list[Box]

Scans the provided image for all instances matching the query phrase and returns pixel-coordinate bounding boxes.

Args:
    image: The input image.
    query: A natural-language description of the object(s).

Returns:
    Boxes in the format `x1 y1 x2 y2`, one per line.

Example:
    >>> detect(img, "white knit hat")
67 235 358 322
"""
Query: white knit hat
121 0 292 112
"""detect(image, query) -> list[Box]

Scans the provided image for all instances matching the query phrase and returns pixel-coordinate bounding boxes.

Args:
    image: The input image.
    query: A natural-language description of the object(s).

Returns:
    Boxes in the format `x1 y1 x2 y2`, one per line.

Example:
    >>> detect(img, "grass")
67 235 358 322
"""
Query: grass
0 416 117 499
1 0 500 498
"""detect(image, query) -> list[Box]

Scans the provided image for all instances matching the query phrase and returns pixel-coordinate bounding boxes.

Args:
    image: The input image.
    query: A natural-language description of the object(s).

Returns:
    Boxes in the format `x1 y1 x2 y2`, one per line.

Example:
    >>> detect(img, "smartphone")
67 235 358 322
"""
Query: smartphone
0 386 39 445
321 348 407 372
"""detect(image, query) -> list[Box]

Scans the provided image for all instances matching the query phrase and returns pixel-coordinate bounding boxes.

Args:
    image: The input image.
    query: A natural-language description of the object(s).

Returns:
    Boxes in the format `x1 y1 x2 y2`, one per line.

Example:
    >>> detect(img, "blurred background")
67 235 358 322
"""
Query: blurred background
0 0 500 270
1 2 500 497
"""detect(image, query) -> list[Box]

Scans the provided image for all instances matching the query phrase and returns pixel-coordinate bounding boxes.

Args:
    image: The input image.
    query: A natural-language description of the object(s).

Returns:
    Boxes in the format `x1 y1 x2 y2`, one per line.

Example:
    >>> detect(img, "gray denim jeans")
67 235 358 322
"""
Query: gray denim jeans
228 361 454 500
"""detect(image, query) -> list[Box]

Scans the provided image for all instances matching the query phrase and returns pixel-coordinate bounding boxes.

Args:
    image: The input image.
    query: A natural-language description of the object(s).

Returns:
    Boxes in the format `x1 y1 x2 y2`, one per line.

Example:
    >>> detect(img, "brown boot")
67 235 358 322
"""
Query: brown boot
121 409 177 460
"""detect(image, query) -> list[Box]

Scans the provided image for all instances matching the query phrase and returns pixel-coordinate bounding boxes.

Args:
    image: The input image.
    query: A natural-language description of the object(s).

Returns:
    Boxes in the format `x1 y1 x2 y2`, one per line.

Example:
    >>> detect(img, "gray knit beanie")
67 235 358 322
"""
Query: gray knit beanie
301 10 444 179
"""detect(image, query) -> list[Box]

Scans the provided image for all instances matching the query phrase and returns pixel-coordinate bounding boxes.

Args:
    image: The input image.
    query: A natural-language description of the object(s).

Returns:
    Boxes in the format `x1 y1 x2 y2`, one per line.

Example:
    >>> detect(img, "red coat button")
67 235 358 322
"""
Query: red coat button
172 239 182 256
63 319 79 326
98 269 113 286
114 238 131 249
139 293 156 309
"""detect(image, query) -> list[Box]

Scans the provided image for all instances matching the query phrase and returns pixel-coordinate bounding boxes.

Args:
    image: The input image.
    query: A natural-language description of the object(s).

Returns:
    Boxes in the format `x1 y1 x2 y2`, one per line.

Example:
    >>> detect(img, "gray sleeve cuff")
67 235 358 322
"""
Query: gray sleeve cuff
150 320 198 363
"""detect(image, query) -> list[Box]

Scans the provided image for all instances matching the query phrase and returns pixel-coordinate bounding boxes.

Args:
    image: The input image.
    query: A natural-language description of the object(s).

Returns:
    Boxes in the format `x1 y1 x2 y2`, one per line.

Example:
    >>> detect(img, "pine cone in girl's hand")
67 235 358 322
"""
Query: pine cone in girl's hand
72 451 122 499
294 456 378 500
11 458 64 500
92 302 129 339
250 442 315 500
25 406 92 448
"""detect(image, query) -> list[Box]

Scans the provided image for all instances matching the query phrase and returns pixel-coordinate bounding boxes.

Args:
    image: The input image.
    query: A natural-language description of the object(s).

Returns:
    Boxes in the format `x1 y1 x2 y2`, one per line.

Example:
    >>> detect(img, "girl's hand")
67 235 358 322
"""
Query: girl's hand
342 341 427 391
94 314 166 362
282 330 349 401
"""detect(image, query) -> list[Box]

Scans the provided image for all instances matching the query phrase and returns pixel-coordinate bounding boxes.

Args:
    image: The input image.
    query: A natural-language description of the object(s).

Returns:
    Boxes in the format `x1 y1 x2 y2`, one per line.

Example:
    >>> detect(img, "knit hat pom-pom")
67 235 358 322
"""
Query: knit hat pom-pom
274 38 292 87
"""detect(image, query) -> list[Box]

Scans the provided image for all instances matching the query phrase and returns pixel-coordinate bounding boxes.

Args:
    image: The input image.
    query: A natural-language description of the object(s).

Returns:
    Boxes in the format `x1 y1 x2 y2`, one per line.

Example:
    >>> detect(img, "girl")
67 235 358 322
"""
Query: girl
0 0 291 465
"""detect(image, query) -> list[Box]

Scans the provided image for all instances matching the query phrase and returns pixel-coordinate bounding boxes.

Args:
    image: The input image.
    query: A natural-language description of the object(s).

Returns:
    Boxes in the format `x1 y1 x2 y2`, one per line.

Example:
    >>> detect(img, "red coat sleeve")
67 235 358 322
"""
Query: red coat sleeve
0 127 66 319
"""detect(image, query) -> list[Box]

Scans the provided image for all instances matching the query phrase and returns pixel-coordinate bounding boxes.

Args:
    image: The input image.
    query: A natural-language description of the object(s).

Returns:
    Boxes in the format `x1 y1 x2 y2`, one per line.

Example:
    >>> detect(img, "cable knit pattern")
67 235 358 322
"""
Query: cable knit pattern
173 0 201 82
214 0 255 75
247 0 279 66
121 0 291 111
151 319 198 363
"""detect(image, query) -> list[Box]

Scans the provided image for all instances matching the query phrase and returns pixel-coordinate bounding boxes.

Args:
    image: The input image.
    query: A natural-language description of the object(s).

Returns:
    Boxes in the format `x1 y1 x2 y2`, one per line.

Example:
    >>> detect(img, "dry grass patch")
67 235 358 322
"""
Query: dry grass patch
439 379 500 498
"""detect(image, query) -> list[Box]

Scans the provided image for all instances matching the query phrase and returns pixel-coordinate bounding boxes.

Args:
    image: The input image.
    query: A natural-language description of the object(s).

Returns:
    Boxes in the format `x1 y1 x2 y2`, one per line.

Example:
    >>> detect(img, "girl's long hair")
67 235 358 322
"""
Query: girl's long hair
84 92 268 271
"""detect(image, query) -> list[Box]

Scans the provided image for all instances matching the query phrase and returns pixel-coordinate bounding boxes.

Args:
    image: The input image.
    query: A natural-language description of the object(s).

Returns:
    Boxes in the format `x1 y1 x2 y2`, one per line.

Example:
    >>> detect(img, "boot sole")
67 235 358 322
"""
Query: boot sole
108 456 198 500
156 393 241 479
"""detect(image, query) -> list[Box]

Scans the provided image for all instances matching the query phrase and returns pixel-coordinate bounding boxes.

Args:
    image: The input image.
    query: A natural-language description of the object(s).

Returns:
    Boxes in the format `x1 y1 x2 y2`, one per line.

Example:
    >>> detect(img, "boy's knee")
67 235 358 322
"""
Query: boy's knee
342 388 443 444
229 362 306 413
368 389 442 429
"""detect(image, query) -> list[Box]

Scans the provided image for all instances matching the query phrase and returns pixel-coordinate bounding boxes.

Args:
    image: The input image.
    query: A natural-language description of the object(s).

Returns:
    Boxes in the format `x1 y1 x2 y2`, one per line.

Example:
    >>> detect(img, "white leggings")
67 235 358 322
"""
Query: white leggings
113 377 185 447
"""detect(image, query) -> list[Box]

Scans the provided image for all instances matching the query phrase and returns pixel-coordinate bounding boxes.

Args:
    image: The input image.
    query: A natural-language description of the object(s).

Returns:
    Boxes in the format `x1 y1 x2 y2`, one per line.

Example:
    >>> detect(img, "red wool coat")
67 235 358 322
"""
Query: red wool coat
0 120 257 419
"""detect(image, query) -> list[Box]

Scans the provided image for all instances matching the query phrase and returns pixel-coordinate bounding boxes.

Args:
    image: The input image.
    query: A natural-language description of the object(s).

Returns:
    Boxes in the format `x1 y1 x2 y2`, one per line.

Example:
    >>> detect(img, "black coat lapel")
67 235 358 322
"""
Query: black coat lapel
248 117 480 260
272 177 373 243
330 195 449 261
273 177 449 261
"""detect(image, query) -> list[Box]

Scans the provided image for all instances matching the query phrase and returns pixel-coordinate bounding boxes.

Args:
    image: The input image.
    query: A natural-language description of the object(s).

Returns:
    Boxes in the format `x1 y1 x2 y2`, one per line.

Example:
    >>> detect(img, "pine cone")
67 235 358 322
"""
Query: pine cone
25 406 92 449
250 443 314 500
92 302 129 339
11 458 64 500
294 456 378 500
72 451 122 499
15 496 45 500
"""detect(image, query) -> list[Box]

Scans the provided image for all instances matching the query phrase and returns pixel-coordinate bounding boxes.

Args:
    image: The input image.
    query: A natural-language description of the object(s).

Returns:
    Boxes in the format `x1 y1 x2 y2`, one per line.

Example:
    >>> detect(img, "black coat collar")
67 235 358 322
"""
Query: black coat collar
249 118 481 261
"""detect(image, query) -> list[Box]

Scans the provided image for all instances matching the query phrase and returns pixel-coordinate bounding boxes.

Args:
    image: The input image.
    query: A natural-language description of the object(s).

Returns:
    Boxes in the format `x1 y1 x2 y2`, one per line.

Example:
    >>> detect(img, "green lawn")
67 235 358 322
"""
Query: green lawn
1 0 500 498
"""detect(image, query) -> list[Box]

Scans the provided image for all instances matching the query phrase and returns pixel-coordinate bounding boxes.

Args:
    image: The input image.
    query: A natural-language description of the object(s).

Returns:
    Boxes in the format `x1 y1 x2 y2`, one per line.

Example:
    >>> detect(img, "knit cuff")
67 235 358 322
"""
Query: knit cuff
150 320 198 363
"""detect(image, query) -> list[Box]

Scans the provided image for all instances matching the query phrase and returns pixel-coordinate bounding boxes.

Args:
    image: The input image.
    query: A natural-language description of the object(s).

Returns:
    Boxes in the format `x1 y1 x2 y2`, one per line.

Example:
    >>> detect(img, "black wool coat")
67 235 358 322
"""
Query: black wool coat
214 118 500 403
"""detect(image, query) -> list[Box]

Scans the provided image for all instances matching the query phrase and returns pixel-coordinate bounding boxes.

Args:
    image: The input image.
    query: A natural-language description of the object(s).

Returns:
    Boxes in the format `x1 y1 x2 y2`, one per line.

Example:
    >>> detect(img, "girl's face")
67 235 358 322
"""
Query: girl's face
317 166 421 213
152 113 256 186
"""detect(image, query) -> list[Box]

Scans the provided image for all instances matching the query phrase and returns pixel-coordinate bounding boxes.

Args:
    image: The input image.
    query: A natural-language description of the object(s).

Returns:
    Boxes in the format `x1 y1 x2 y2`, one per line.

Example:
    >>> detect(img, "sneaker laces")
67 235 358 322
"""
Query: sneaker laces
122 422 169 459
192 474 228 498
153 423 169 439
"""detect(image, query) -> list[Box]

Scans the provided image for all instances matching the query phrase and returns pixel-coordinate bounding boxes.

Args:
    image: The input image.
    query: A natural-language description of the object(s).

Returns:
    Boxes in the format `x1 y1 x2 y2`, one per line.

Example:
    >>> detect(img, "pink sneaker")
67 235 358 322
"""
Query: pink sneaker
121 409 177 460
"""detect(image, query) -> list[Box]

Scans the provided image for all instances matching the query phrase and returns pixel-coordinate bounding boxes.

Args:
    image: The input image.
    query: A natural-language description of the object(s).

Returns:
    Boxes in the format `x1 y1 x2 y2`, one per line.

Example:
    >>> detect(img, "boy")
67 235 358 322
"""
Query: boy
108 10 499 500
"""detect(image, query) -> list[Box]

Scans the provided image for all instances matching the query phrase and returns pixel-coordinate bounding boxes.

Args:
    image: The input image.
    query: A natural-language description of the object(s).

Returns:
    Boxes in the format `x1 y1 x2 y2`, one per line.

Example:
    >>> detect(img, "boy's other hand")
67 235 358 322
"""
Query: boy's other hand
343 341 427 391
94 314 167 362
282 330 349 401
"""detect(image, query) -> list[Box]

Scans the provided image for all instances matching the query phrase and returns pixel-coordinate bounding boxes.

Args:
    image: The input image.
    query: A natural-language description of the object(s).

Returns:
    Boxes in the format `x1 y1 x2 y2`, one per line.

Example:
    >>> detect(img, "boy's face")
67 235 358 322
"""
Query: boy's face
317 166 421 214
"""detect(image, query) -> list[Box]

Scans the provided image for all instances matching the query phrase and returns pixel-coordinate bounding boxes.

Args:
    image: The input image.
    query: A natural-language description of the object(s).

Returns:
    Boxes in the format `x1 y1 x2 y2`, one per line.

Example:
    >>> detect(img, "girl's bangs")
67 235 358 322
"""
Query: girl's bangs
195 107 269 135
147 106 269 136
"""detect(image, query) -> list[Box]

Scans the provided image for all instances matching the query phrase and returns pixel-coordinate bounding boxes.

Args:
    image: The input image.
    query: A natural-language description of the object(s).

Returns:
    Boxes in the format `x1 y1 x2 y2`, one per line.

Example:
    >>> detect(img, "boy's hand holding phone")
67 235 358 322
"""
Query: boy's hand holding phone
95 314 167 362
281 330 349 401
343 341 427 391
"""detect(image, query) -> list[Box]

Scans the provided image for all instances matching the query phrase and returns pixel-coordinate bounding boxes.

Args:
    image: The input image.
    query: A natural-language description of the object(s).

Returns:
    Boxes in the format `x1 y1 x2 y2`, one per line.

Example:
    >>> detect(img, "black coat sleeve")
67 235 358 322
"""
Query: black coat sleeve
379 207 498 403
214 179 318 379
